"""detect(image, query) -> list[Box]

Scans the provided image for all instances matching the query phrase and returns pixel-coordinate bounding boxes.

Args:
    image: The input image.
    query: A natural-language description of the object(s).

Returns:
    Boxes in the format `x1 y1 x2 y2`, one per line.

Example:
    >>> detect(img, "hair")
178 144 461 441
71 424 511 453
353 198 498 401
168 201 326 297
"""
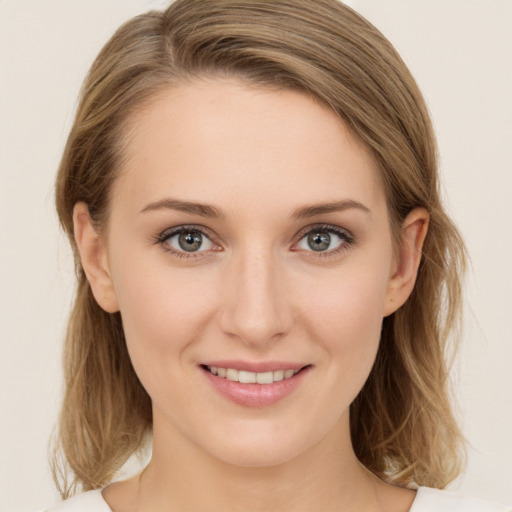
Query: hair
53 0 467 498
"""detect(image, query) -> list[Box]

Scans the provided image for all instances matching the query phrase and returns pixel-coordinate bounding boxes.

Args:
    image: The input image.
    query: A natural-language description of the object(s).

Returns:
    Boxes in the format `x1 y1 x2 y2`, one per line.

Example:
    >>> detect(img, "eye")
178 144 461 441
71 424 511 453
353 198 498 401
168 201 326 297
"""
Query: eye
158 227 215 254
294 226 353 254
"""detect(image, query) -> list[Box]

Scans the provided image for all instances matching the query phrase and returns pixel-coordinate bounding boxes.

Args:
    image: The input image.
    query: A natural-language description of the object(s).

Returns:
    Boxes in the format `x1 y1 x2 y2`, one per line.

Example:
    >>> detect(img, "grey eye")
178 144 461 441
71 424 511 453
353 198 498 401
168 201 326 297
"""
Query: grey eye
166 230 213 253
297 230 345 252
307 232 331 251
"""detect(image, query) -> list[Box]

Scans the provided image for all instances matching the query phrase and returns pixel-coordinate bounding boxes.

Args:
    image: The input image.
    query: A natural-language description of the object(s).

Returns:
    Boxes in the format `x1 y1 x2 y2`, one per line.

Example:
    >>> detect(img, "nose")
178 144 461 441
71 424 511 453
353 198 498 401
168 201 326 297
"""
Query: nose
218 249 294 347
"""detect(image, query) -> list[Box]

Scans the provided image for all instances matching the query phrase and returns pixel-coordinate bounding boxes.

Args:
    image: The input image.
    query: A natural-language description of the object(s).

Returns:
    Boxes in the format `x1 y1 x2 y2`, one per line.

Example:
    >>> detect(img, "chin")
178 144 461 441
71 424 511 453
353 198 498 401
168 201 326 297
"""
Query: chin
195 414 341 470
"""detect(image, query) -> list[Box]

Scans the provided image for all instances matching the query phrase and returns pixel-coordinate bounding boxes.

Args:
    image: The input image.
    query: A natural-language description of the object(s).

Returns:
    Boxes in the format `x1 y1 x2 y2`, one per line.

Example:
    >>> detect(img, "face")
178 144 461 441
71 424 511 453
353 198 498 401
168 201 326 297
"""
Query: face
78 79 419 469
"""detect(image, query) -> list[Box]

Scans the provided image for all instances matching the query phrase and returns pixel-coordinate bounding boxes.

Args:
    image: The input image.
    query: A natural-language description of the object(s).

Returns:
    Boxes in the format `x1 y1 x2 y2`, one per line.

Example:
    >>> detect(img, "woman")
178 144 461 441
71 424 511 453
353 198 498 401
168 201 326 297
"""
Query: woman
47 0 510 510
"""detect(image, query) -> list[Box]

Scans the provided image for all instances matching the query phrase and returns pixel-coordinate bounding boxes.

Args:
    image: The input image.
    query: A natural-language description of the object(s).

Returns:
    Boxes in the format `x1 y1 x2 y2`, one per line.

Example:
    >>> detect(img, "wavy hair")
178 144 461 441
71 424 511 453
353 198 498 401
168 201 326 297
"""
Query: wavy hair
53 0 466 497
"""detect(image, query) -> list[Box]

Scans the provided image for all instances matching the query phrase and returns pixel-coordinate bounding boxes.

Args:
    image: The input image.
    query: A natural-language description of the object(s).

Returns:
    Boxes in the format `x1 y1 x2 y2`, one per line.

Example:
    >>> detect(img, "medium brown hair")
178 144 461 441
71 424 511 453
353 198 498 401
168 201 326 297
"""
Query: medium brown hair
53 0 466 497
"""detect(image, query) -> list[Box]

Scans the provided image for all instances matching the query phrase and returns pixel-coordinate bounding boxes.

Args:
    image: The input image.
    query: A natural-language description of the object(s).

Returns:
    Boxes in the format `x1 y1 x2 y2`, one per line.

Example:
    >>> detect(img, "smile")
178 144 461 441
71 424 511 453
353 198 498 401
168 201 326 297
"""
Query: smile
201 363 311 407
205 365 300 384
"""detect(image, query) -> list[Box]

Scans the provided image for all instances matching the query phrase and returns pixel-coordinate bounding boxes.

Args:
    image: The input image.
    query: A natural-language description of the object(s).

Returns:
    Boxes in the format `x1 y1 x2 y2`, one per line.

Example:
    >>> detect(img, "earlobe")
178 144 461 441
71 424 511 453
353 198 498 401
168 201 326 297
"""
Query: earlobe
73 202 119 313
383 208 429 317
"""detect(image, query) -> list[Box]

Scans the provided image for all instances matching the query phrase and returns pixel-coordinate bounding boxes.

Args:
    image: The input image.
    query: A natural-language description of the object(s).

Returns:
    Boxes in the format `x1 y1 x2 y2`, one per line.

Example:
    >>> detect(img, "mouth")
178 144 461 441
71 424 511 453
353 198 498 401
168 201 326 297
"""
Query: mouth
202 365 307 384
200 361 313 408
199 362 312 406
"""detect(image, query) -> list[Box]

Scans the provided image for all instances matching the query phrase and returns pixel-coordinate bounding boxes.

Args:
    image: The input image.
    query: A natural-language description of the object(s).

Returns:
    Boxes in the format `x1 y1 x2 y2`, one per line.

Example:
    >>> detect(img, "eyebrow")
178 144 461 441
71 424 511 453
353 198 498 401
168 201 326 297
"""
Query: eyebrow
140 197 370 219
140 198 223 218
293 199 370 219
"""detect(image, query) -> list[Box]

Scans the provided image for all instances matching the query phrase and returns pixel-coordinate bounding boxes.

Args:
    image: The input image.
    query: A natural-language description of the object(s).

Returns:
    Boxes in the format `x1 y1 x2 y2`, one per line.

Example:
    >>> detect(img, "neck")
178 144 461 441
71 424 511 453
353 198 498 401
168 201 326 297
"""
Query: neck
137 413 383 512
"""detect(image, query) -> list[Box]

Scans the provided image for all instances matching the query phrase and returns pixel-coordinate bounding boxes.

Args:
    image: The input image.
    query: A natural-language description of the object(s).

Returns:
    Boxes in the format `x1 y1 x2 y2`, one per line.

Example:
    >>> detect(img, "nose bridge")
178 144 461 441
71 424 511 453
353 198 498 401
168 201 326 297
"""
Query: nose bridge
220 243 292 346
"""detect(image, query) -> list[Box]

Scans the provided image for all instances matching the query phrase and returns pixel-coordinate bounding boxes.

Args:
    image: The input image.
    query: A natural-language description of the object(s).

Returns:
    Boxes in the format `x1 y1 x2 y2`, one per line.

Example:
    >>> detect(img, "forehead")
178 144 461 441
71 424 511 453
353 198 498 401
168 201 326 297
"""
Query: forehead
113 79 385 217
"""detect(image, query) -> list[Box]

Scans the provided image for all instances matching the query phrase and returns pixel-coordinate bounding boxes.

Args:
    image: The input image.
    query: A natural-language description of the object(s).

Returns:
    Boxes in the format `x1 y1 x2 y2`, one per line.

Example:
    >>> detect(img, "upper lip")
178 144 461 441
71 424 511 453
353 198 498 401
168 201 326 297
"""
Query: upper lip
201 360 310 373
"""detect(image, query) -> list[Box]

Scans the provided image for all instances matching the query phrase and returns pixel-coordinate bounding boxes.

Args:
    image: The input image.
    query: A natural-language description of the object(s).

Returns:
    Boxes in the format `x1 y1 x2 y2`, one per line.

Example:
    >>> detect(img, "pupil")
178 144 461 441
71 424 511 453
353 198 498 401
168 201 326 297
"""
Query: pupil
308 232 331 251
178 231 202 252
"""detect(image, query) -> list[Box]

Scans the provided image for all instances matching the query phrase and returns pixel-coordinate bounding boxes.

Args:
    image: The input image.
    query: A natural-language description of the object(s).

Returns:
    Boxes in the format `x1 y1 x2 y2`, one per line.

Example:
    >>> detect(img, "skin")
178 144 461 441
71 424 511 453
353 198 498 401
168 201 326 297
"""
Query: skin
74 79 428 512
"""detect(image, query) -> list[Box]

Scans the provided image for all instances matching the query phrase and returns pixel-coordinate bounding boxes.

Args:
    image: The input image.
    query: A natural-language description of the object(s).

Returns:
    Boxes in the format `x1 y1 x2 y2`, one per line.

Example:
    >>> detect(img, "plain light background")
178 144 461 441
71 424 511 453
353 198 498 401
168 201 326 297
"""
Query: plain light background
1 1 511 510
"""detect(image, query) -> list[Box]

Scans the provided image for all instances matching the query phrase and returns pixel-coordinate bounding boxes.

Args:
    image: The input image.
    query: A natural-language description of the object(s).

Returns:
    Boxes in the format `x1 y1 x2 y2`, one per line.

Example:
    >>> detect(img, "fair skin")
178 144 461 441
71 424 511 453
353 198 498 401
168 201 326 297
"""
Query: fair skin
74 79 428 512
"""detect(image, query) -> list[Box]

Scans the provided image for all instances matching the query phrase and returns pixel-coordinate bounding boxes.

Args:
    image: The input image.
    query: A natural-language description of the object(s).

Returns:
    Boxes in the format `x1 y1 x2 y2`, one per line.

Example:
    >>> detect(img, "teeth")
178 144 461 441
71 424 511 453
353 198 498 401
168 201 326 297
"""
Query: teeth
256 371 273 384
238 370 256 384
226 368 238 381
207 366 300 384
273 370 284 382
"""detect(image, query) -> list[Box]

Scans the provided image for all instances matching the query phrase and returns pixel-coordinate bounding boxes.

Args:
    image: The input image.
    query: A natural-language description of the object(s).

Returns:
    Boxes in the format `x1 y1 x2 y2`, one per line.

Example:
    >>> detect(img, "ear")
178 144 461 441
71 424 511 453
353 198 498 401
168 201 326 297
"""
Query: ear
383 208 429 317
73 202 119 313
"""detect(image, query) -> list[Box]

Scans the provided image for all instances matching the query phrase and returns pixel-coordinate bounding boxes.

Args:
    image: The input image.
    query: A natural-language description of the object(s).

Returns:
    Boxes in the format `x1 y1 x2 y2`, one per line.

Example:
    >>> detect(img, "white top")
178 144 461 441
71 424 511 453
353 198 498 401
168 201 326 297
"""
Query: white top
409 487 511 511
44 486 511 511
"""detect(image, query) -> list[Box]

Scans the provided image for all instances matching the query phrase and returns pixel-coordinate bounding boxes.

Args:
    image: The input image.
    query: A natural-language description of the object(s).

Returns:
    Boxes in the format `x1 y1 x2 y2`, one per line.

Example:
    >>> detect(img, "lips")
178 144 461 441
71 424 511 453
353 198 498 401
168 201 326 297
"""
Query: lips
200 361 311 407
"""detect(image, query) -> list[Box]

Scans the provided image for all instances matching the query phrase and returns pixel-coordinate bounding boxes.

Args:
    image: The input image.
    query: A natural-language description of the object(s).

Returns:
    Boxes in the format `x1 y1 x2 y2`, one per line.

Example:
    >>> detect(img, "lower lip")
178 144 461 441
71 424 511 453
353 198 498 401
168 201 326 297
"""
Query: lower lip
202 367 311 407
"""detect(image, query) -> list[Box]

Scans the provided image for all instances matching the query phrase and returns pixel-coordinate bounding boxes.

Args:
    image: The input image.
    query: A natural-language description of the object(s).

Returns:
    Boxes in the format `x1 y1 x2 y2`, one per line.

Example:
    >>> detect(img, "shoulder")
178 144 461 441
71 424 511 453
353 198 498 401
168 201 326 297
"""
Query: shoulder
411 487 511 512
44 489 112 512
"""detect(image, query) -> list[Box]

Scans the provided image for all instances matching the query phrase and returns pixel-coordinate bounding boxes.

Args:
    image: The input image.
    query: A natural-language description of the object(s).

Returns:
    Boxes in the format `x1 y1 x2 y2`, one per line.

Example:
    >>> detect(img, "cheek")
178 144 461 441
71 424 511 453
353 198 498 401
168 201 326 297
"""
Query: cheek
109 251 218 374
299 254 392 378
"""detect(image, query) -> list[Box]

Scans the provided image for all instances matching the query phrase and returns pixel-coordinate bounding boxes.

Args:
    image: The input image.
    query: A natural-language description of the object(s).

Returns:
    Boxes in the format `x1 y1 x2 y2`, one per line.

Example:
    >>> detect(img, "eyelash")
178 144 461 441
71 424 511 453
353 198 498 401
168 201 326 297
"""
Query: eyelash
154 224 219 260
154 224 355 260
292 224 355 259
